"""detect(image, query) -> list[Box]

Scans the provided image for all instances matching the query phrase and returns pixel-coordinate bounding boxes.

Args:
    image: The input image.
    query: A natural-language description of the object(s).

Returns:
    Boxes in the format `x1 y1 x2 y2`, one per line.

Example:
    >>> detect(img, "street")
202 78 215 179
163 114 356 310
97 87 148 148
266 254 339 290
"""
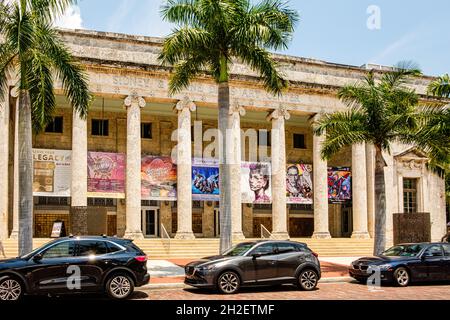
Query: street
130 281 450 300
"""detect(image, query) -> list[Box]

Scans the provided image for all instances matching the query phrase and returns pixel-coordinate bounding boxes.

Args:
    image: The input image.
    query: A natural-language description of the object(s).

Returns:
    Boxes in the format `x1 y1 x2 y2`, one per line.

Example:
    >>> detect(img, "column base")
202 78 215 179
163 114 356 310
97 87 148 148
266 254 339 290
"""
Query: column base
311 231 332 239
270 232 290 240
351 231 371 239
70 206 88 235
174 231 196 240
124 231 144 239
232 232 246 241
9 230 19 240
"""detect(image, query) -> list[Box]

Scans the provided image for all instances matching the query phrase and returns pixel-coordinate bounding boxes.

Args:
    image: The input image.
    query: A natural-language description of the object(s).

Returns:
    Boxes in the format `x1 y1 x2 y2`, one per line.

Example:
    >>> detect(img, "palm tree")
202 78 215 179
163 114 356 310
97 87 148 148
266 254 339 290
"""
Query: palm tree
0 0 91 255
428 74 450 98
313 63 423 255
159 0 298 252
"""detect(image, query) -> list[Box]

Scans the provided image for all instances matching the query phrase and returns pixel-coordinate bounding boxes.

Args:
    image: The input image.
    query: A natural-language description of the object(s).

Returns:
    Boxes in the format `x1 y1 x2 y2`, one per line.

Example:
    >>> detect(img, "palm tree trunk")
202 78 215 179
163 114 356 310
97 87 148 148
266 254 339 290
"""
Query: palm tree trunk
218 81 232 253
374 147 387 255
18 91 33 256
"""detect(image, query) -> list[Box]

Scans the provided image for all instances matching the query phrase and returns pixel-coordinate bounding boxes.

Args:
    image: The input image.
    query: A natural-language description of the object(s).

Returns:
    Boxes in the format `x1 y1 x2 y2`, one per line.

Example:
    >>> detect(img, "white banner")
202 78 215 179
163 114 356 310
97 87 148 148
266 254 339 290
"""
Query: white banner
33 149 72 197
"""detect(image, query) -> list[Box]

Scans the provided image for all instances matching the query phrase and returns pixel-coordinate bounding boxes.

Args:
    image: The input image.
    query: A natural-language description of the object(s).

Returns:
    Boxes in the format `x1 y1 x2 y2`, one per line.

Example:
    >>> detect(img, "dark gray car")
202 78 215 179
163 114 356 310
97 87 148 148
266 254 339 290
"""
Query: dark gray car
184 240 321 294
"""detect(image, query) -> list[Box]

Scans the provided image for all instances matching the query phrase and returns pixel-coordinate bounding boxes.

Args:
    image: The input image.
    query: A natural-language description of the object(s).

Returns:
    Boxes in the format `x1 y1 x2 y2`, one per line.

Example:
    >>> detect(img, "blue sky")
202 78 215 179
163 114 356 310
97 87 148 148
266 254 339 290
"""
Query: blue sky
60 0 450 76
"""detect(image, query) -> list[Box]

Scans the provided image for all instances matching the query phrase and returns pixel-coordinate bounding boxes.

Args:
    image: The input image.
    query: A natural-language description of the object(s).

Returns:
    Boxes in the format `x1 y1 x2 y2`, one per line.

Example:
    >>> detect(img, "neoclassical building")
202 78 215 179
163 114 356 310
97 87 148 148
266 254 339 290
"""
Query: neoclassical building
0 29 446 244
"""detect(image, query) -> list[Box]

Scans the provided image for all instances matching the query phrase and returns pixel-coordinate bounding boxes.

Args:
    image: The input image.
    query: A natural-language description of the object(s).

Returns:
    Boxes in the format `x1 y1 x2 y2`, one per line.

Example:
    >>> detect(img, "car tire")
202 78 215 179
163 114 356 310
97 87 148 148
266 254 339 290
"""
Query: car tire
217 271 241 294
297 269 319 291
393 267 410 287
355 277 367 284
0 276 24 301
105 273 135 300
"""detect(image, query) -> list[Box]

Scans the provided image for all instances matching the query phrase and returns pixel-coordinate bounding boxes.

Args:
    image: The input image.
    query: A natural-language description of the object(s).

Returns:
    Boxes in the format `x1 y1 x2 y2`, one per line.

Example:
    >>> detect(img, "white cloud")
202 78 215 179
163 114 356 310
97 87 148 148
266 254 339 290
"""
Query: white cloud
54 5 83 29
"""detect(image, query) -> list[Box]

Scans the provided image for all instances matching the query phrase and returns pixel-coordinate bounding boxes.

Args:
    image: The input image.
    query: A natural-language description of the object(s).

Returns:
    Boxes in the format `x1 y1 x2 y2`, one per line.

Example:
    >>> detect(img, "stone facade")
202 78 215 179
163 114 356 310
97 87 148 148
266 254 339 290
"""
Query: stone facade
0 29 446 243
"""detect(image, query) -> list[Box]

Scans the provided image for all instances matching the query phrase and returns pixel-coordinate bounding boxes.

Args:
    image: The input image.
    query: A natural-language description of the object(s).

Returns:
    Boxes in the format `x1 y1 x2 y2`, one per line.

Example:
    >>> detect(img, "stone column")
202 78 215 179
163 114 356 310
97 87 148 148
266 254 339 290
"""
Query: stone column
365 143 376 238
351 143 370 238
229 103 245 240
311 115 331 239
124 94 146 239
174 97 195 239
268 106 290 239
0 85 9 240
10 88 19 239
70 109 88 235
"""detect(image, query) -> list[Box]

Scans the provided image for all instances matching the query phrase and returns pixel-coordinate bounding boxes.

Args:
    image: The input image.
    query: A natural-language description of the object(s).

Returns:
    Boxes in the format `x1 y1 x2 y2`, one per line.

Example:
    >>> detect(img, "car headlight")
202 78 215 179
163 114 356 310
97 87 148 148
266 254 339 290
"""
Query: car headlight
196 264 216 272
375 264 394 271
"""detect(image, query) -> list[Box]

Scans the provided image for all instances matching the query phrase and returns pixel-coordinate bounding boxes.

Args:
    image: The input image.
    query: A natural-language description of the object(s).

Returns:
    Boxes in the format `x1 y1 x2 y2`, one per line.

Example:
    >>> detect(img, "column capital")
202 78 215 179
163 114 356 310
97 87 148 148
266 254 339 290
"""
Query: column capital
267 105 290 121
174 96 196 113
229 101 246 116
124 93 146 108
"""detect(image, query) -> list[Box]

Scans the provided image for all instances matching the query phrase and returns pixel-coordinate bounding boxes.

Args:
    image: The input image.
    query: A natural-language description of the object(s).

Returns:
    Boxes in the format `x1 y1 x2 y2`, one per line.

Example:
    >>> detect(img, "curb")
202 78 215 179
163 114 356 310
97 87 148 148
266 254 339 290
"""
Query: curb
143 276 353 290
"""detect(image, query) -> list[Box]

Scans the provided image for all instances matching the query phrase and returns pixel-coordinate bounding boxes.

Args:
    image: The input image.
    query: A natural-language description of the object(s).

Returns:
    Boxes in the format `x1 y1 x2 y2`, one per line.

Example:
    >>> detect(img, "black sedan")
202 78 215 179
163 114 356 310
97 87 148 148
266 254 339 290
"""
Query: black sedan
185 240 321 294
349 242 450 286
0 236 150 301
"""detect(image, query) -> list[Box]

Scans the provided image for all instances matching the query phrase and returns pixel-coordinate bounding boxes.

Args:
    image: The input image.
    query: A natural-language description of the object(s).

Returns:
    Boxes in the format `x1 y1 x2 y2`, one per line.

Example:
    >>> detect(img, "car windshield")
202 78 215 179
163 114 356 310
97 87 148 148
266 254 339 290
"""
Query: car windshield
223 242 256 256
382 244 424 257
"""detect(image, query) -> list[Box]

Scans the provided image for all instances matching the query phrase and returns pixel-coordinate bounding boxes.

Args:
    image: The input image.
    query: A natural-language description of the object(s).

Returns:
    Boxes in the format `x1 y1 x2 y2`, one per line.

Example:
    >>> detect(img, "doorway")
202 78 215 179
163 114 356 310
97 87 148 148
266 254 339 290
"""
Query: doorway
341 207 353 237
214 208 220 237
141 207 159 238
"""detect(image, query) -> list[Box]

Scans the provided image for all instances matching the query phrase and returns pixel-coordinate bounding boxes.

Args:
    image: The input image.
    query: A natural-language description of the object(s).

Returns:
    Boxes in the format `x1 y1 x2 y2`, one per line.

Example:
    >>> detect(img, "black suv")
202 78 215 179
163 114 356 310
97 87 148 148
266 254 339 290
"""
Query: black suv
0 236 150 301
185 240 321 294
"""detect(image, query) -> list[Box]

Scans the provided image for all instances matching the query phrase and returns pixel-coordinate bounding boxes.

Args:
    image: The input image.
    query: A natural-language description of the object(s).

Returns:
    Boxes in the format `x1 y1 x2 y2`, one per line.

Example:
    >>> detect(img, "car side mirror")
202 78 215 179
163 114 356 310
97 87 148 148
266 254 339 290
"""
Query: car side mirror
33 254 43 262
252 253 262 260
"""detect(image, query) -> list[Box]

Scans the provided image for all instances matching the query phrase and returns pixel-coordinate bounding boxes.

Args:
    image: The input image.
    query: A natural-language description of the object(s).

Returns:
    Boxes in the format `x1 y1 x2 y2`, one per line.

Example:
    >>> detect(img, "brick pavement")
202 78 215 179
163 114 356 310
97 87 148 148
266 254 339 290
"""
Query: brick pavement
134 282 450 300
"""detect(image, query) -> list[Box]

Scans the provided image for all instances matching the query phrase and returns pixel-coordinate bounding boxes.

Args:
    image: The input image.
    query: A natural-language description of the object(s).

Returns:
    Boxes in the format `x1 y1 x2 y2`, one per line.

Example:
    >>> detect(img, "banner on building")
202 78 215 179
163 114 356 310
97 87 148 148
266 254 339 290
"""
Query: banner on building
241 162 272 204
141 156 177 200
192 158 220 201
32 149 72 197
328 167 352 203
87 152 126 199
286 164 313 204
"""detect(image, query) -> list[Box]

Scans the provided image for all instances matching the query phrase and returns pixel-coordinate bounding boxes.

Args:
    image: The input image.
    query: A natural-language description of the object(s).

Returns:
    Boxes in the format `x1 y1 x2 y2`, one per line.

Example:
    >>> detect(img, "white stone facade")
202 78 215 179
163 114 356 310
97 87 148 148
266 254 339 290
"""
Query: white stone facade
0 29 446 243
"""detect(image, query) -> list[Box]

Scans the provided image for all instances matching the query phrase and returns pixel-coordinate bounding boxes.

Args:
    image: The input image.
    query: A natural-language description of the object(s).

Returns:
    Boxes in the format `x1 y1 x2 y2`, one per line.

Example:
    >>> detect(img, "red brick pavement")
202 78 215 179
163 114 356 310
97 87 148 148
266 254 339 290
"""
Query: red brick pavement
135 282 450 300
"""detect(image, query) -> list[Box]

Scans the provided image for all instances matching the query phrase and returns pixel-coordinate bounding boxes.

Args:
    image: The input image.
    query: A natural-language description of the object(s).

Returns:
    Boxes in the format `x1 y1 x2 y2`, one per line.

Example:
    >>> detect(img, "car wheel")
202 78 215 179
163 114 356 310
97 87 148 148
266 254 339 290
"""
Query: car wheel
217 271 241 294
355 277 367 284
393 267 410 287
105 273 135 300
297 269 319 291
0 276 24 301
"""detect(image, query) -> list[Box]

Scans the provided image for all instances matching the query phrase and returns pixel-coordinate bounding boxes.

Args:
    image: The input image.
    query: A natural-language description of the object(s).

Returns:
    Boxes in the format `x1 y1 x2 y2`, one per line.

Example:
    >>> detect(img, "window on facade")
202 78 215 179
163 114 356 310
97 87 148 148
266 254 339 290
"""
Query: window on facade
35 197 70 206
293 133 306 149
91 119 109 136
45 116 63 133
403 178 418 213
257 130 271 146
87 198 116 206
141 123 152 139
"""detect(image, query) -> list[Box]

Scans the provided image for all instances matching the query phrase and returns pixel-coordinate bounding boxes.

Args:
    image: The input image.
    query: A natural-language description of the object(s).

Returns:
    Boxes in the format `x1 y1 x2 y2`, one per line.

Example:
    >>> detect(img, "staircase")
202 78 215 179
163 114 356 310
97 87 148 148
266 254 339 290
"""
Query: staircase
1 238 377 259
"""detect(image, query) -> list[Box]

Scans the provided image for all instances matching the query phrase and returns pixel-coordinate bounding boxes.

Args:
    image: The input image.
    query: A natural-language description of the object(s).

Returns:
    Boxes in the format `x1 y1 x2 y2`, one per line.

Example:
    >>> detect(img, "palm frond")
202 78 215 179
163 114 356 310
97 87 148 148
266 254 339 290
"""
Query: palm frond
428 74 450 98
161 0 203 26
28 0 77 21
381 60 421 89
168 55 209 94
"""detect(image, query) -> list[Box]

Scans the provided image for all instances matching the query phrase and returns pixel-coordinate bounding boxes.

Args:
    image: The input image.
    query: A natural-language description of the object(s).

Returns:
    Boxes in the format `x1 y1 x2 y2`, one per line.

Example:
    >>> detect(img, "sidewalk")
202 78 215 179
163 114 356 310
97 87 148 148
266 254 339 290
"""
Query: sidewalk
146 257 358 289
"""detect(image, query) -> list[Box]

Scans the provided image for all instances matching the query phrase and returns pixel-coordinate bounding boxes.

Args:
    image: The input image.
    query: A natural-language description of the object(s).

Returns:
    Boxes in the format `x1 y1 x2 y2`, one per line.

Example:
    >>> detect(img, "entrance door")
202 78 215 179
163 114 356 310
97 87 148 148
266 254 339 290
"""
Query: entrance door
142 208 159 237
214 209 220 237
341 207 353 237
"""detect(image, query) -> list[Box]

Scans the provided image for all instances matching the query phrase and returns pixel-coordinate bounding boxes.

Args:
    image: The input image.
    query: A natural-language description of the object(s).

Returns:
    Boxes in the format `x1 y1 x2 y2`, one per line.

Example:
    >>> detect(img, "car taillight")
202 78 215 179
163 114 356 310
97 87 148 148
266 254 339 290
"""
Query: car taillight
312 251 319 258
135 255 147 262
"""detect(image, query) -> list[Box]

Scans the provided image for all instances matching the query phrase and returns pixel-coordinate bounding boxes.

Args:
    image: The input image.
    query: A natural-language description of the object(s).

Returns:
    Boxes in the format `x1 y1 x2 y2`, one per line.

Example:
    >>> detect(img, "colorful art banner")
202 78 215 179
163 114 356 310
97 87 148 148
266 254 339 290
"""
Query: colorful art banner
87 152 126 199
32 149 72 197
328 167 352 203
286 164 313 204
141 156 177 200
241 162 272 204
192 158 220 201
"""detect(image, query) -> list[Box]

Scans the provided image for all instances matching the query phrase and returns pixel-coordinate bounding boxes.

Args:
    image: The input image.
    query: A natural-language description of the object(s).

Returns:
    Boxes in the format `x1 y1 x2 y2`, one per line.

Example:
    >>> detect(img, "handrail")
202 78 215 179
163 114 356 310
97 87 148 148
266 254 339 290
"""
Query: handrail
260 224 272 239
160 223 171 251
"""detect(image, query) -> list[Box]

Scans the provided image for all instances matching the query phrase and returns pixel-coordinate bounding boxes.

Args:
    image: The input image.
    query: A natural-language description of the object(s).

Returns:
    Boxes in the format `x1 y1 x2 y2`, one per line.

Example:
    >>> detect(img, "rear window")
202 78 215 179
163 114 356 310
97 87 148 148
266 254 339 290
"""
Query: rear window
77 241 108 256
276 243 297 253
441 244 450 257
126 243 145 254
106 242 124 253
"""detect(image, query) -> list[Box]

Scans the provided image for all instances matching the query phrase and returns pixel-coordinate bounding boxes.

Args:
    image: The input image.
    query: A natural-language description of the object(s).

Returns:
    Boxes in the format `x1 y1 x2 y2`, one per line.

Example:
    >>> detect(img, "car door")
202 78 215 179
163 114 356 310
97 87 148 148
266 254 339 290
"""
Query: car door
422 245 446 281
442 244 450 280
28 240 77 293
248 243 278 282
70 240 110 291
275 243 301 280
